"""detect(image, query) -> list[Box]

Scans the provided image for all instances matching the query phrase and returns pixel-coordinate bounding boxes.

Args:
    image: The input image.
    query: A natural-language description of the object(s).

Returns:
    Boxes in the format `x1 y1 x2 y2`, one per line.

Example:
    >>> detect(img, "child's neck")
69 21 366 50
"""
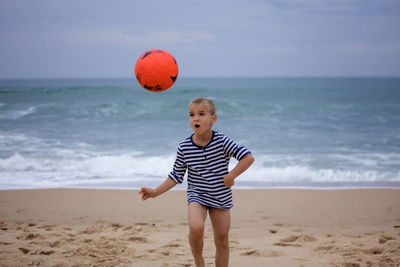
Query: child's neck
193 130 213 147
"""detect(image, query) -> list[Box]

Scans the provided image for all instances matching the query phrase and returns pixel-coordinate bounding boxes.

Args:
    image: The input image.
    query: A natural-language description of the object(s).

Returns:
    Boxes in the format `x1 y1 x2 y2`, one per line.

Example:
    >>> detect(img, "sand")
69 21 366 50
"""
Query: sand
0 188 399 266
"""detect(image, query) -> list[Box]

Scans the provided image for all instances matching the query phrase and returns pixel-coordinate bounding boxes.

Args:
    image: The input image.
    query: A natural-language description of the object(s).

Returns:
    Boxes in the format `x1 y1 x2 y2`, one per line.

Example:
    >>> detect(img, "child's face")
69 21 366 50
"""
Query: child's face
189 103 217 134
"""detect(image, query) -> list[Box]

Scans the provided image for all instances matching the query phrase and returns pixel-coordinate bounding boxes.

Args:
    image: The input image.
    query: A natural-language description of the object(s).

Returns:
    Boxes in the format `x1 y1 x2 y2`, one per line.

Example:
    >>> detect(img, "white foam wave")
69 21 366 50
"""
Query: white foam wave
240 164 400 183
0 152 399 189
0 153 175 189
0 153 173 174
0 106 37 120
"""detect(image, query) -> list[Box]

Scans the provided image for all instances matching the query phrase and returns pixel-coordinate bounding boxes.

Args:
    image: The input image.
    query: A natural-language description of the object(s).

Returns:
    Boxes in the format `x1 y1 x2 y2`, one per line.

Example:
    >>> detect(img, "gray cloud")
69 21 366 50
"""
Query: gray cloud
0 0 399 78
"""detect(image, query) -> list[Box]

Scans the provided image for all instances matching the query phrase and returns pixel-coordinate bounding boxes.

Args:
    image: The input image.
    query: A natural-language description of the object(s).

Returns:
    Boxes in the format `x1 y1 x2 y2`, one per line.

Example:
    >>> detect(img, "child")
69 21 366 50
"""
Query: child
139 97 254 267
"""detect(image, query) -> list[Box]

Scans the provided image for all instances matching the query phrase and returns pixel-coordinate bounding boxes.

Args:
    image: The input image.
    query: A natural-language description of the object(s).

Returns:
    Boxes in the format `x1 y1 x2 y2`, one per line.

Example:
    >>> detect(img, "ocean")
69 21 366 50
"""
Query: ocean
0 77 399 190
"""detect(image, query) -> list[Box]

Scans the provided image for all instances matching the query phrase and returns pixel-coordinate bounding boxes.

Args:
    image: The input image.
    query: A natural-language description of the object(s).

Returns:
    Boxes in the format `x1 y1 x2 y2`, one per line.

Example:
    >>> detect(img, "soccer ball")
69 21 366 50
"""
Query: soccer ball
135 49 179 92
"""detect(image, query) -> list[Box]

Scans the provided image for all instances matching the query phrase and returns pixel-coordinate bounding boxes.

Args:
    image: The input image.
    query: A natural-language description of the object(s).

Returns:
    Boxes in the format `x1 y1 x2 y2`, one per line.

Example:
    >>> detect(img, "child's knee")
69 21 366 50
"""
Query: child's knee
189 223 204 238
214 232 229 247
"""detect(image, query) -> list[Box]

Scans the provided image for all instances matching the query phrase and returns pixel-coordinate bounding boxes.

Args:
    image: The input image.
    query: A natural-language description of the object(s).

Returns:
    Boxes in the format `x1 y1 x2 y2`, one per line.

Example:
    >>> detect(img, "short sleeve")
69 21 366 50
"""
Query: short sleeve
168 145 187 184
221 134 251 161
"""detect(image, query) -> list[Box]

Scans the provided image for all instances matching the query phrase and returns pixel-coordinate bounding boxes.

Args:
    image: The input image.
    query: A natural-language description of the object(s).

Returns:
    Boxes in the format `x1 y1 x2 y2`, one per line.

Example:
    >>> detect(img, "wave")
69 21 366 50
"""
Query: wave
243 164 400 183
0 106 37 120
1 152 399 190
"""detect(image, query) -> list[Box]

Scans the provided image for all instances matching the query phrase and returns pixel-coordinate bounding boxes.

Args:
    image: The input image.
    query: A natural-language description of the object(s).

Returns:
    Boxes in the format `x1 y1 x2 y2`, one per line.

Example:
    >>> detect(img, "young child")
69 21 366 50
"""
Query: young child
139 97 254 267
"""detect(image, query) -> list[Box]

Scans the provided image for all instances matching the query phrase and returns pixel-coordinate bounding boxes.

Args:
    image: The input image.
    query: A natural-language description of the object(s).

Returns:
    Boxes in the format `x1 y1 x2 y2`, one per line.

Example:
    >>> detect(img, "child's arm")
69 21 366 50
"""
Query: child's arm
139 177 177 200
224 153 255 188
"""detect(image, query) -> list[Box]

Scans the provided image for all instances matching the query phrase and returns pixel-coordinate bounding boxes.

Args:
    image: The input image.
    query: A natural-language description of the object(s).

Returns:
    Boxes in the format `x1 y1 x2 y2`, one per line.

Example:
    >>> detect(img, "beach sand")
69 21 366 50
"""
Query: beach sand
0 188 399 266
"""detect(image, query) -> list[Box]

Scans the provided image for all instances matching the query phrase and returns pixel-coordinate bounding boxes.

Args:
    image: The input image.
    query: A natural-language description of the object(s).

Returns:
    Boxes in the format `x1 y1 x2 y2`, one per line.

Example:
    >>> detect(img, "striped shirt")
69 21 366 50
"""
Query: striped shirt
168 131 251 210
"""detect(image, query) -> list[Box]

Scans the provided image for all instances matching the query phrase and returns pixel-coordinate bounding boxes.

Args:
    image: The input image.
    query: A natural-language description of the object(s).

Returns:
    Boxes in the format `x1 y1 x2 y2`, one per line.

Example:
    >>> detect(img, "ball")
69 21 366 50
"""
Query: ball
135 49 179 92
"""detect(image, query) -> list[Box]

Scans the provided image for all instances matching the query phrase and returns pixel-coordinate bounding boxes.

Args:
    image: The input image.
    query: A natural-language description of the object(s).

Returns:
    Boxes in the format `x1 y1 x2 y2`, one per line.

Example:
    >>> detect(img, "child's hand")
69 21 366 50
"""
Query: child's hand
139 187 155 200
224 175 235 188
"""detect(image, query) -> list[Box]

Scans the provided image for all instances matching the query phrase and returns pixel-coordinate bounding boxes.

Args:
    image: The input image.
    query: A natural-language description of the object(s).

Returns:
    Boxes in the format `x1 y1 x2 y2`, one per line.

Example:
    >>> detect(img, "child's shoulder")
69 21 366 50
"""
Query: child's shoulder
213 130 225 138
177 135 193 148
213 130 231 141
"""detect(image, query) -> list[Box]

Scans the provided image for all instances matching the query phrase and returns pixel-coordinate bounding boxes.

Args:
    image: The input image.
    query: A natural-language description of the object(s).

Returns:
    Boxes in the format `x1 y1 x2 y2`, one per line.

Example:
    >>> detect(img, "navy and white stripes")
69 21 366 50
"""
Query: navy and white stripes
169 131 251 210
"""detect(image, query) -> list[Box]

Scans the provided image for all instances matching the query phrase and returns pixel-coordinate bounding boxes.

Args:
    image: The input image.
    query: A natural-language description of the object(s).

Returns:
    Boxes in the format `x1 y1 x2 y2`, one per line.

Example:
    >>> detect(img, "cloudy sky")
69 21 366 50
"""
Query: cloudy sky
1 0 399 78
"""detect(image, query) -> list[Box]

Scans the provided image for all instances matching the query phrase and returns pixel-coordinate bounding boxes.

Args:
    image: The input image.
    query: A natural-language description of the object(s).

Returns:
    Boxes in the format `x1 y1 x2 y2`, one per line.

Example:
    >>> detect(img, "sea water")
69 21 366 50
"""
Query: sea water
0 77 399 189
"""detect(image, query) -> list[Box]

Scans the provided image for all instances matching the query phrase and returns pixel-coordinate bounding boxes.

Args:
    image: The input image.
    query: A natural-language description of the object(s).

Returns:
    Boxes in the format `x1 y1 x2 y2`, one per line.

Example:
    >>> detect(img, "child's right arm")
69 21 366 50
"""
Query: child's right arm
139 177 177 200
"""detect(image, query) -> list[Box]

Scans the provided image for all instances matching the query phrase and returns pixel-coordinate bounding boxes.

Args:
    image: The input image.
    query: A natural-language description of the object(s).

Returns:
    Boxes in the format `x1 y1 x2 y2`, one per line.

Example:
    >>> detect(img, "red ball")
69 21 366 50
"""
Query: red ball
135 49 179 92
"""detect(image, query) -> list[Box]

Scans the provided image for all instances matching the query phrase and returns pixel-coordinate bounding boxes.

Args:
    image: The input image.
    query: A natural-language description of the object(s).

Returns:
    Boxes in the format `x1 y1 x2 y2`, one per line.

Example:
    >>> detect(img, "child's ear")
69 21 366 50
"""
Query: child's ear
212 114 217 123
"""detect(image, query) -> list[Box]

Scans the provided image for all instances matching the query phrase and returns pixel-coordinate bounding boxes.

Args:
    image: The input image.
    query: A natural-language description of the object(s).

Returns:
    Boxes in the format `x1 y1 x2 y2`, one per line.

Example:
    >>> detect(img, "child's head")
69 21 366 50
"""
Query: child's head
189 98 216 115
188 98 217 134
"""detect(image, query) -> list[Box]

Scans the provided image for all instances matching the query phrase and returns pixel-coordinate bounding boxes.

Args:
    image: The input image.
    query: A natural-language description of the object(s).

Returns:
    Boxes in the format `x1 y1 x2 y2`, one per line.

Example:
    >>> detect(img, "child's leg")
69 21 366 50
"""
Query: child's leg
209 208 230 267
188 202 208 267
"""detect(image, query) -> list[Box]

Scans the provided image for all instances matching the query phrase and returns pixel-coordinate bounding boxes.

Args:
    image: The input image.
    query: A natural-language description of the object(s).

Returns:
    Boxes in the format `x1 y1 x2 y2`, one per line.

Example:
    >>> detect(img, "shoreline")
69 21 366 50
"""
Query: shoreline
1 178 400 192
0 188 399 266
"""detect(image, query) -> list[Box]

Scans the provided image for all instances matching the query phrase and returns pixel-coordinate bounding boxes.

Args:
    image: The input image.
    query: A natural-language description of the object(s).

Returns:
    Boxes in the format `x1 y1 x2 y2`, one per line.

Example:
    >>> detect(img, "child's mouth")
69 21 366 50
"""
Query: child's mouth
195 124 200 128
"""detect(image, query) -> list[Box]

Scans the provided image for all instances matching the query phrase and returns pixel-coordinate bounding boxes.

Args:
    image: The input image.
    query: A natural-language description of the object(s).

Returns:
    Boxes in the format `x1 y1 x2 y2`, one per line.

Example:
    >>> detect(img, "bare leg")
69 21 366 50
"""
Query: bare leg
209 208 230 267
188 202 208 267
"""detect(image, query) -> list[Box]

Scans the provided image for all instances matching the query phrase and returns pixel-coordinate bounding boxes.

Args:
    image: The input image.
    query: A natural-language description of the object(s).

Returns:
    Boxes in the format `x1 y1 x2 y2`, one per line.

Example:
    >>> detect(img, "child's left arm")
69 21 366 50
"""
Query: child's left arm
224 153 255 188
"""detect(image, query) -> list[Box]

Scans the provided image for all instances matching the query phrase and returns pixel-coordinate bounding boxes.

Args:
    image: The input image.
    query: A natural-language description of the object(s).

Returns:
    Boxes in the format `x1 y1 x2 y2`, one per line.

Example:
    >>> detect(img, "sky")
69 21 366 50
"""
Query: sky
0 0 400 78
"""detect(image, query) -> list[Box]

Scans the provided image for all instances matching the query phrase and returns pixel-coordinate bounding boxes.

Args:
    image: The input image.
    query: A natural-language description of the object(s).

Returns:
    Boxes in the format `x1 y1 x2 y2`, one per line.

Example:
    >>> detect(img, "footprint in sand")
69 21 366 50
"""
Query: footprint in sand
280 235 298 242
135 222 150 226
128 236 148 243
280 234 317 243
241 250 262 256
274 222 293 228
83 238 93 243
343 262 361 267
39 250 56 255
79 227 101 235
16 233 43 241
110 223 124 231
314 245 335 252
241 249 284 257
163 242 182 248
161 251 170 256
50 240 64 248
274 242 302 247
362 247 384 255
122 225 133 231
19 247 30 254
379 235 394 244
299 234 317 242
37 224 57 231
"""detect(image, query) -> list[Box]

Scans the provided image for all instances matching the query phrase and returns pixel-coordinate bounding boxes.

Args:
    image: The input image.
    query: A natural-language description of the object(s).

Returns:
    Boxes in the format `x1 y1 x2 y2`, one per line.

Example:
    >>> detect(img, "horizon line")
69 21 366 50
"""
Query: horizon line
1 75 400 80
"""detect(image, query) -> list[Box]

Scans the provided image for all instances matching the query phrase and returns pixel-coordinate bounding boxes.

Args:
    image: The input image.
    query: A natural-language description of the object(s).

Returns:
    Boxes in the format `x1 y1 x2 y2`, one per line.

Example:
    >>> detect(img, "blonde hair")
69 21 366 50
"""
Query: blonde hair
189 97 216 115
